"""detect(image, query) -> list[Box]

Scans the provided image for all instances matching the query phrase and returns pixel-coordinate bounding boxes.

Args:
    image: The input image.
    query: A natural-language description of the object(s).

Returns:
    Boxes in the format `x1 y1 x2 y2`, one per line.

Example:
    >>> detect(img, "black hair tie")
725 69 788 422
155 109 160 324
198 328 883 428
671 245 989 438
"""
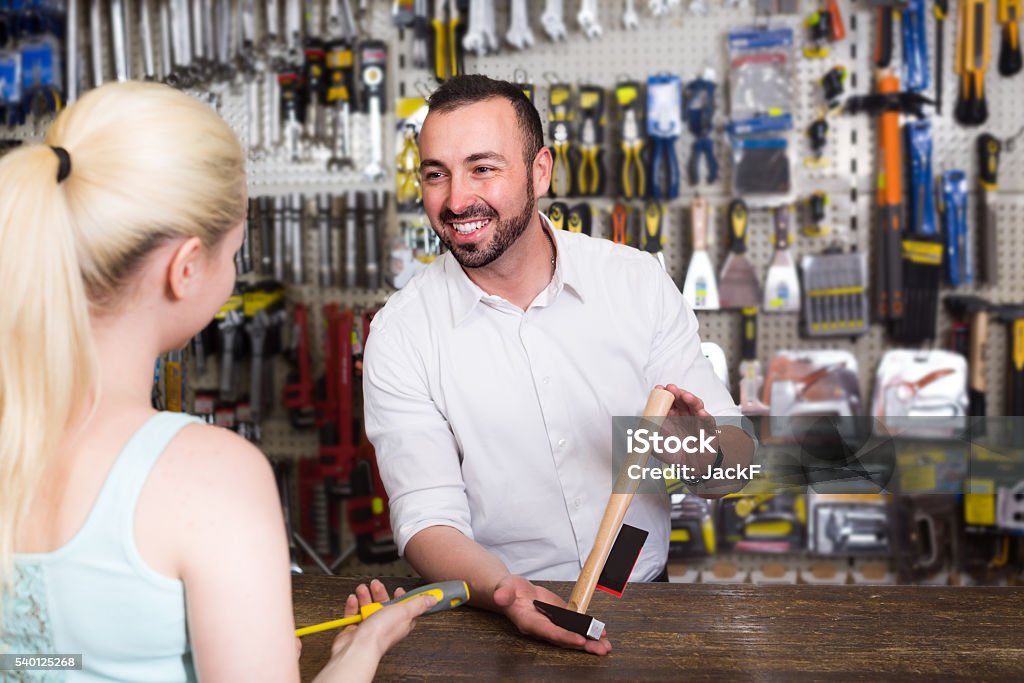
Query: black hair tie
50 146 71 183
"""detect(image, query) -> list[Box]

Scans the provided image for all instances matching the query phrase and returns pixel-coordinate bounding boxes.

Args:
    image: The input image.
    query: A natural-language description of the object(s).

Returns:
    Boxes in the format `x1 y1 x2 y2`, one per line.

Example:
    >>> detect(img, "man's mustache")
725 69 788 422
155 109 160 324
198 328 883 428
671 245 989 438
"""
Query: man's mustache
440 204 498 223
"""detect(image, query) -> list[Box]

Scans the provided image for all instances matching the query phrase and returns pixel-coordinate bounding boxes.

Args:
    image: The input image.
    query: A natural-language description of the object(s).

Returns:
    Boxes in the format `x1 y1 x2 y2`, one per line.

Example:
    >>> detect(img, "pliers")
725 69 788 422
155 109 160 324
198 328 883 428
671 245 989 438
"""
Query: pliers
648 118 680 200
577 117 601 196
431 0 463 81
395 123 422 207
620 108 645 198
550 121 573 197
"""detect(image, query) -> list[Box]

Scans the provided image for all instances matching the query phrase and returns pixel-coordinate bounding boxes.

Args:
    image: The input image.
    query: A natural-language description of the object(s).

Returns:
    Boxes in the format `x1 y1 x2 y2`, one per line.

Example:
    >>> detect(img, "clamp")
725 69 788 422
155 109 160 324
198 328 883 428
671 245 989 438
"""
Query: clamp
684 77 718 186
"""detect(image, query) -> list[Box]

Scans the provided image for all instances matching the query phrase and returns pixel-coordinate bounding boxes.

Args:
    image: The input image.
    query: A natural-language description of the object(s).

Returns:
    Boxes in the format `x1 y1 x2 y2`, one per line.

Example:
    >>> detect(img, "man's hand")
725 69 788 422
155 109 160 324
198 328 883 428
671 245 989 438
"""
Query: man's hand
492 575 612 656
655 383 755 498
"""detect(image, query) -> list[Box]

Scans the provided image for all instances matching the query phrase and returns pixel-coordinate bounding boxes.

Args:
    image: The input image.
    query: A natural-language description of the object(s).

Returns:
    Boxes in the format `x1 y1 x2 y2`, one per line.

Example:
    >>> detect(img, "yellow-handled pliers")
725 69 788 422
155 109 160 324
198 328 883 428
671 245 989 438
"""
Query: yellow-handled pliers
577 117 601 196
620 108 645 199
550 122 572 197
395 124 422 206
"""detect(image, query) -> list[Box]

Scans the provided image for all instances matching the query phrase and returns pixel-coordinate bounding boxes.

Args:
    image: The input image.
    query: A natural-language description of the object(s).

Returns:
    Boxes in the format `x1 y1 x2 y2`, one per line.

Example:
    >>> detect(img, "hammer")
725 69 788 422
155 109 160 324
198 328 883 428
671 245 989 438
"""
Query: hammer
944 294 992 417
533 389 675 641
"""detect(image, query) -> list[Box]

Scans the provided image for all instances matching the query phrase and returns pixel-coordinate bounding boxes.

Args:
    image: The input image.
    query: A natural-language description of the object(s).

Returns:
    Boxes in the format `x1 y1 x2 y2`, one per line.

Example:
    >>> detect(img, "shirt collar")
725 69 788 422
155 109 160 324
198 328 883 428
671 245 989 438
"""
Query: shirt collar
445 211 588 326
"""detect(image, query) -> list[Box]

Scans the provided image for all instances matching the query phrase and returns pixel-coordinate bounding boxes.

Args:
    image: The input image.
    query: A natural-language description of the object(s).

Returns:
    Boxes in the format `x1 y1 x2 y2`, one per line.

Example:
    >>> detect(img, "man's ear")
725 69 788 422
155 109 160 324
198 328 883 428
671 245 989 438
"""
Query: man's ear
167 236 204 300
533 146 553 198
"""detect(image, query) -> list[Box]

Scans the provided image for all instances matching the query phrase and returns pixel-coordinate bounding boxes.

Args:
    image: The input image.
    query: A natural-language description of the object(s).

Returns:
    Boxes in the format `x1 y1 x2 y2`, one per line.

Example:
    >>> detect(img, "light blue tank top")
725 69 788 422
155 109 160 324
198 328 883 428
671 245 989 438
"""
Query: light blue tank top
2 412 204 682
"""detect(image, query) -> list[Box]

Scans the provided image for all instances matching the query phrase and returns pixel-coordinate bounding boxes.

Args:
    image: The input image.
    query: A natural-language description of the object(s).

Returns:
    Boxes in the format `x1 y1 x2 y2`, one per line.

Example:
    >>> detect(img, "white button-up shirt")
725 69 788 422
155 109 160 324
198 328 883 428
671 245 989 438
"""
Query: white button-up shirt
363 215 740 581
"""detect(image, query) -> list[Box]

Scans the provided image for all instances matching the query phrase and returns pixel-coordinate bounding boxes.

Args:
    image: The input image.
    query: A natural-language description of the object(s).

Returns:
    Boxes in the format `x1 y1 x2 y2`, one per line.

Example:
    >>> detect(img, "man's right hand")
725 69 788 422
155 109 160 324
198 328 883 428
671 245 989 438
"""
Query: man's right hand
492 575 612 656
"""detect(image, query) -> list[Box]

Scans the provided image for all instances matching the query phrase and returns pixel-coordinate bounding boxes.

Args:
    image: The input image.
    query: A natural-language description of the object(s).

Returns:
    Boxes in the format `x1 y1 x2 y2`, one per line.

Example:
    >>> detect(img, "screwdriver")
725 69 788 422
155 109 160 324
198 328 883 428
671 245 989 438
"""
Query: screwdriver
296 580 470 637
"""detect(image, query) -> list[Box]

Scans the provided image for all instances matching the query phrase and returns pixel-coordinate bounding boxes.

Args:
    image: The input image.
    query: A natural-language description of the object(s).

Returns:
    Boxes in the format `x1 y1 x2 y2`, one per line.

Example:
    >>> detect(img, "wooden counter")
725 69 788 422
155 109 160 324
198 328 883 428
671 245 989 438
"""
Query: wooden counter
294 575 1024 681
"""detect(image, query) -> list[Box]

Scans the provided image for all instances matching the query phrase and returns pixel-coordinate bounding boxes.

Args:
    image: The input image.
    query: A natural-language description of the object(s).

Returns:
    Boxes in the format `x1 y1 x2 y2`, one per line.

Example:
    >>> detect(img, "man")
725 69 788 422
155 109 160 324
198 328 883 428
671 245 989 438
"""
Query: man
363 75 748 656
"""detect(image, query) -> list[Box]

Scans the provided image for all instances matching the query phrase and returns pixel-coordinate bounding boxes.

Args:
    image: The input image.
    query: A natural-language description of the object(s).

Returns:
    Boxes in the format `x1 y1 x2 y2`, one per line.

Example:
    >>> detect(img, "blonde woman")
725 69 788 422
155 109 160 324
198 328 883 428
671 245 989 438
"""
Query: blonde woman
0 81 432 682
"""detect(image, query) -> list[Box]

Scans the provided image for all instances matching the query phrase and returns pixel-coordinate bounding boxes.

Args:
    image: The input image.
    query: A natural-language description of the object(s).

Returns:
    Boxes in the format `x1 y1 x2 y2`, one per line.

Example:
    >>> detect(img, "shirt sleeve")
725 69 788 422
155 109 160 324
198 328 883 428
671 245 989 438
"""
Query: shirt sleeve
362 323 474 556
644 262 742 418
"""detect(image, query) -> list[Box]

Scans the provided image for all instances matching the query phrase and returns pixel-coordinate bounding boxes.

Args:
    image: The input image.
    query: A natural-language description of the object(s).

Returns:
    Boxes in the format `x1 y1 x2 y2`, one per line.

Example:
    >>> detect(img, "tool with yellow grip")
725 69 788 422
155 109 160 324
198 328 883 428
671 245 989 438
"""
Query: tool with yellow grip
295 581 470 637
955 0 992 125
998 0 1022 75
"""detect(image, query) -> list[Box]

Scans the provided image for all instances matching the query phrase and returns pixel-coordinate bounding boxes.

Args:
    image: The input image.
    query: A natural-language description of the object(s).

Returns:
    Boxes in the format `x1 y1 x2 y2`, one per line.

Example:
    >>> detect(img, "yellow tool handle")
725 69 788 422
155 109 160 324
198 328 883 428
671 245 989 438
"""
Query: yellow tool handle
448 18 461 77
296 581 470 637
621 143 634 199
432 18 447 81
567 388 675 614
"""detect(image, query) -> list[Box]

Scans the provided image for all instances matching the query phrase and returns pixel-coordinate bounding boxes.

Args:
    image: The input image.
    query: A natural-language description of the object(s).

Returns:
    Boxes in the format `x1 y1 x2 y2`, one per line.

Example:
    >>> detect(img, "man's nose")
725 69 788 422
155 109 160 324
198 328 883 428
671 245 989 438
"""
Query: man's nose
446 174 476 215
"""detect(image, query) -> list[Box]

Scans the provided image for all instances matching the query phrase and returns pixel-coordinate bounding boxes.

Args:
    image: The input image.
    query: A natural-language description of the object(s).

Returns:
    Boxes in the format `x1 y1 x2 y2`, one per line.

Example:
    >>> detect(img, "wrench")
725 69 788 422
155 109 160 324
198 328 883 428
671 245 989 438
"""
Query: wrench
66 0 78 102
540 0 567 40
506 0 535 49
158 0 173 81
90 0 104 87
623 0 639 28
344 191 358 288
290 193 305 285
272 196 286 282
218 310 243 401
464 0 496 54
317 193 334 287
360 42 388 180
140 0 157 79
246 310 268 424
265 0 281 48
257 196 274 275
247 77 265 158
364 191 381 289
577 0 603 38
110 0 130 81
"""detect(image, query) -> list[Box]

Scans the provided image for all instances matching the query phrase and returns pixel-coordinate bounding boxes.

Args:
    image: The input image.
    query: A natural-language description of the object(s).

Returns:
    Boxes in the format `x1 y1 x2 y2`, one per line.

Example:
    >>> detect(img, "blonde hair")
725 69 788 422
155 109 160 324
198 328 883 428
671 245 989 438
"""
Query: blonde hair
0 82 246 598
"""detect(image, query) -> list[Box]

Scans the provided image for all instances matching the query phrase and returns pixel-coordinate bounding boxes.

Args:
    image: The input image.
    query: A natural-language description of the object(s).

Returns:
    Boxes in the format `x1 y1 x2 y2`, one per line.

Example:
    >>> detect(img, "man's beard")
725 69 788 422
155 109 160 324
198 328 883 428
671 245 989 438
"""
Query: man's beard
435 179 536 269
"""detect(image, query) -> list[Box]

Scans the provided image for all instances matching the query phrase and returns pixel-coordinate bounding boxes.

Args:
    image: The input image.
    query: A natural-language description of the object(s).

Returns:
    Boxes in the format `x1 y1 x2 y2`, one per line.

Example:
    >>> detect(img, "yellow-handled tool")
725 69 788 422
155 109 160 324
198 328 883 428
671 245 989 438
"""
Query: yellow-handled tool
296 580 470 637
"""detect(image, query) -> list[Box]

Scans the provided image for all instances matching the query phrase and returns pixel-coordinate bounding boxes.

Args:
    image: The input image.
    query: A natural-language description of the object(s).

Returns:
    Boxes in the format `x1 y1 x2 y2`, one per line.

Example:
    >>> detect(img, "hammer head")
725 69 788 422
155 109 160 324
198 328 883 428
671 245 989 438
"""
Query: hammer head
533 601 605 641
944 294 991 319
995 304 1024 322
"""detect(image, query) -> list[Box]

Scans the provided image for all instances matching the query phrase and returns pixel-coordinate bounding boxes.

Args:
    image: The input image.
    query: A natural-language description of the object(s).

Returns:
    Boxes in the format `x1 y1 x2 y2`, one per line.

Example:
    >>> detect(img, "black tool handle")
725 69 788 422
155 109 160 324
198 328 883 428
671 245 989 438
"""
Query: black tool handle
729 199 748 255
741 307 757 361
998 20 1023 76
875 6 894 67
773 205 791 250
976 133 1001 189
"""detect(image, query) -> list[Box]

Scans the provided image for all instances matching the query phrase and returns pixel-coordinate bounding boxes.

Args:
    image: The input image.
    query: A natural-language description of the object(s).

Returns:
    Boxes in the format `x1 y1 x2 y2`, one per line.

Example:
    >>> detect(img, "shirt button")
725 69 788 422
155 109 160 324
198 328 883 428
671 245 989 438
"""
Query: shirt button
574 497 583 509
542 376 551 385
558 438 568 449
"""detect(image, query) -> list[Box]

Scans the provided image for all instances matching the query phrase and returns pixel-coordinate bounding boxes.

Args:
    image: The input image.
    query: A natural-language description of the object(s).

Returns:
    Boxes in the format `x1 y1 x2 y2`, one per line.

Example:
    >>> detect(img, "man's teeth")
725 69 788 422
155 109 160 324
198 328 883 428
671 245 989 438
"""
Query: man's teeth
453 219 488 235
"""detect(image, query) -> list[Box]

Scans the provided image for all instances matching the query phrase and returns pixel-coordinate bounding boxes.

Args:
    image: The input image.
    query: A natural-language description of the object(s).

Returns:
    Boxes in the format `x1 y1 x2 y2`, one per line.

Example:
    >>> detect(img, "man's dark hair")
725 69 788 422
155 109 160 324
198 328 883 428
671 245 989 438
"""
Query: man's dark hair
427 75 544 166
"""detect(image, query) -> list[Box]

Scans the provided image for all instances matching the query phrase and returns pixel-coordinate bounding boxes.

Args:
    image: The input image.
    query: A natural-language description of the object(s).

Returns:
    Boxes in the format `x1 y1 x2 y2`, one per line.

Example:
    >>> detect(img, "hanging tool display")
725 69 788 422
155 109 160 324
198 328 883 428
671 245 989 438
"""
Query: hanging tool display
719 199 762 309
875 71 905 328
892 119 942 344
641 200 667 269
738 308 769 416
801 249 869 337
616 80 645 200
998 0 1022 75
803 191 830 237
995 305 1024 415
821 65 847 112
610 202 630 245
576 85 606 197
804 0 847 58
939 169 970 287
546 200 568 230
646 74 682 200
805 114 829 167
360 40 388 181
902 0 930 92
763 205 800 313
430 0 463 81
548 83 575 198
683 75 718 186
943 294 991 416
567 202 593 235
934 0 949 113
976 133 1001 285
955 0 992 125
325 41 356 170
682 196 719 310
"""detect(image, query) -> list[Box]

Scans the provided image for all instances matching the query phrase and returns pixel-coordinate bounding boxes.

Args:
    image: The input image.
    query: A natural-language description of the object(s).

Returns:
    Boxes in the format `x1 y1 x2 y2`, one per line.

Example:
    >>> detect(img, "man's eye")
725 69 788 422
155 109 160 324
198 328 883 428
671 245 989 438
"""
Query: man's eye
474 166 494 174
422 171 445 180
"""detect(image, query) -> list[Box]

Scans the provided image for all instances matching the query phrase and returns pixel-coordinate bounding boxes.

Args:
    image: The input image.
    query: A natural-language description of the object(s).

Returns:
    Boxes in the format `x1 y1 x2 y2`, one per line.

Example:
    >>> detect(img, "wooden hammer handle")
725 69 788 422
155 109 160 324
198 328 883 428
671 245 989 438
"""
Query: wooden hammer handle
567 388 675 614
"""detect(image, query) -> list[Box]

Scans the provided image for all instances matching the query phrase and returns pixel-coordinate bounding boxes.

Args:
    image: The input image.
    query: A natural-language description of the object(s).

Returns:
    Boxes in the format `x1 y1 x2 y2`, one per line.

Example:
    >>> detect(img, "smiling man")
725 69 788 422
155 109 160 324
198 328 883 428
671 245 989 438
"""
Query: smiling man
362 75 745 656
